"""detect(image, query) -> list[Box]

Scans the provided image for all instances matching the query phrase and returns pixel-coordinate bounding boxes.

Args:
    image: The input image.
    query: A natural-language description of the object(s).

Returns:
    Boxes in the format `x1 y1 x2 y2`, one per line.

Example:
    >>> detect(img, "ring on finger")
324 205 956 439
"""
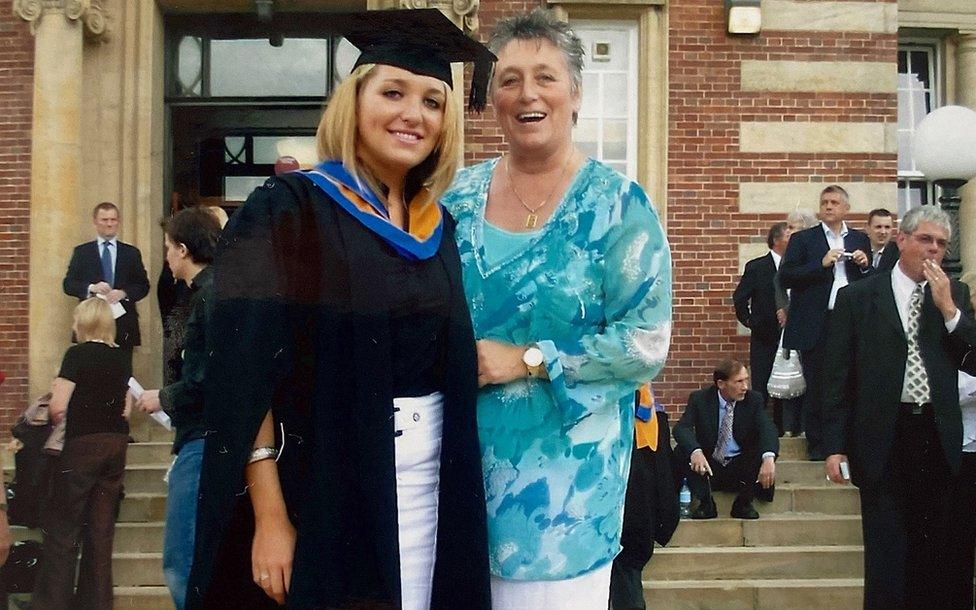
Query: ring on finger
260 573 270 581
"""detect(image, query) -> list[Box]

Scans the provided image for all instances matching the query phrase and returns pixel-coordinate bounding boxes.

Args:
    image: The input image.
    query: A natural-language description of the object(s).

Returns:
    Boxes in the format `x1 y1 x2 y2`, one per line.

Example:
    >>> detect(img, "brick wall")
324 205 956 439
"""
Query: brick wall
657 0 897 414
0 5 33 435
471 0 898 416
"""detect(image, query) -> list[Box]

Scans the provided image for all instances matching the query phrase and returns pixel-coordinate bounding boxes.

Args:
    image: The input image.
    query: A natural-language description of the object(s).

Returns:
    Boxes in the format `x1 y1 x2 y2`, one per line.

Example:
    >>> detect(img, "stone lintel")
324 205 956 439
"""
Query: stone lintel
739 182 897 214
739 122 895 154
740 61 896 93
763 0 897 34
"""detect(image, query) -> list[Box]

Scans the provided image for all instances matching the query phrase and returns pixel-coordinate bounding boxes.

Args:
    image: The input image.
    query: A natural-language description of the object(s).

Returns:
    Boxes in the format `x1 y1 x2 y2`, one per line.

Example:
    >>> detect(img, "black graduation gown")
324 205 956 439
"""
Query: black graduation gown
186 174 491 609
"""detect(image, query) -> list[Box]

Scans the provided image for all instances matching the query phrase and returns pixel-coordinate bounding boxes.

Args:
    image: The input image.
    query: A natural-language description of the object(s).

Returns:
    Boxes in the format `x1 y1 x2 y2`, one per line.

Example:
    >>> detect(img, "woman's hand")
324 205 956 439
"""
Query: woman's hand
252 513 296 605
476 339 528 387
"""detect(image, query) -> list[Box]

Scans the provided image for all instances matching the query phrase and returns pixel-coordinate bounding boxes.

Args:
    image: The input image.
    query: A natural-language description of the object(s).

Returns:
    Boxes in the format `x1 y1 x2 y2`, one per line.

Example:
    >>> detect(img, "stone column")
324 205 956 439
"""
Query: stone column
956 32 976 287
15 0 107 397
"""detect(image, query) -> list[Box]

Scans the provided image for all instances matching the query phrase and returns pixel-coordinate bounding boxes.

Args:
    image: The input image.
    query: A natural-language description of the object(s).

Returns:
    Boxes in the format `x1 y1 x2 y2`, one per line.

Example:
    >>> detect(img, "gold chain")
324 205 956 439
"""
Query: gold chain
505 152 574 229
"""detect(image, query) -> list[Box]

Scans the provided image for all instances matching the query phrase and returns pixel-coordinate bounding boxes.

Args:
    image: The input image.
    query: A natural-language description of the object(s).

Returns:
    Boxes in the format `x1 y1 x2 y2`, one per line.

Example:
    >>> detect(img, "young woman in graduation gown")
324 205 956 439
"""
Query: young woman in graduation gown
185 12 494 609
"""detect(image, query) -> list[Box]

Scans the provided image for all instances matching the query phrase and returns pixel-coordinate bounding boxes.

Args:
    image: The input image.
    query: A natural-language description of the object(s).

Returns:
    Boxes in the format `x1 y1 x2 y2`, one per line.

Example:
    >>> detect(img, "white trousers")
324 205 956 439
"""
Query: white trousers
490 563 613 610
393 392 444 610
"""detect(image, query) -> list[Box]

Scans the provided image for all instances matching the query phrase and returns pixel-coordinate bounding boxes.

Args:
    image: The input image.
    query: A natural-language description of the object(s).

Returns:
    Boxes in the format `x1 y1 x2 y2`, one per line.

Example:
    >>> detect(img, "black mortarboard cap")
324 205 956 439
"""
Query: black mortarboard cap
330 9 496 112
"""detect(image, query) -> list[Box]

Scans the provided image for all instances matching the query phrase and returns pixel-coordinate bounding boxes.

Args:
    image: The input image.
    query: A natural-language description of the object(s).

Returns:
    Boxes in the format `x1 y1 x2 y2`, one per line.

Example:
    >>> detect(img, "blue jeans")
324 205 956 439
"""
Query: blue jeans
163 439 204 610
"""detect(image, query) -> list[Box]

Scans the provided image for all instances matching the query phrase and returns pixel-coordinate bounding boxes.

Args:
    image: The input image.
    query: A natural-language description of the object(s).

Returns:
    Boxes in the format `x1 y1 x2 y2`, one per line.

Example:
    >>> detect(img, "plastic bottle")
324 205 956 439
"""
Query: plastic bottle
679 478 691 518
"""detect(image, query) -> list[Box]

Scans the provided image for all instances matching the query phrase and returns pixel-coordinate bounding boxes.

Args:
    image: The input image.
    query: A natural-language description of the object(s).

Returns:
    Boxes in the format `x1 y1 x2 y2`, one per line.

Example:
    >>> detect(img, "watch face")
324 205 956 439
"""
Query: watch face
523 347 544 368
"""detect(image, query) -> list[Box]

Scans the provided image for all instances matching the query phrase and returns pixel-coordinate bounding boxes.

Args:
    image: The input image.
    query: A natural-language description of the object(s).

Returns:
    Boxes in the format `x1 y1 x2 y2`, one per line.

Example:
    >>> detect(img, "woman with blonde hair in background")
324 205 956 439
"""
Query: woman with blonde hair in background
32 297 132 609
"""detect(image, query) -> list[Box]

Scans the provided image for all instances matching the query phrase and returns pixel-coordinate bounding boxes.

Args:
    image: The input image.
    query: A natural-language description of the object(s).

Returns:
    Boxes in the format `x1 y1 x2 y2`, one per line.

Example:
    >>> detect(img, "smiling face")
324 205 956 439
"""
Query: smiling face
491 38 580 157
355 65 447 187
868 213 893 250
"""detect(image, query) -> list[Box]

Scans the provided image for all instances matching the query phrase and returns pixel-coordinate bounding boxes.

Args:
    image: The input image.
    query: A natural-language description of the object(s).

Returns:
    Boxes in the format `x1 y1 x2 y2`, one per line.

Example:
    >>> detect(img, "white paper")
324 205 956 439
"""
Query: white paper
127 377 145 398
127 377 172 431
95 294 126 319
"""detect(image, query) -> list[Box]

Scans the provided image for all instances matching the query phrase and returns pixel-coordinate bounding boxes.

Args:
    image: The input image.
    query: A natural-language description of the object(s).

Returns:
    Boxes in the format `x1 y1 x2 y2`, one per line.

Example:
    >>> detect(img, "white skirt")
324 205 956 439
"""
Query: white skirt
490 563 613 610
393 392 444 610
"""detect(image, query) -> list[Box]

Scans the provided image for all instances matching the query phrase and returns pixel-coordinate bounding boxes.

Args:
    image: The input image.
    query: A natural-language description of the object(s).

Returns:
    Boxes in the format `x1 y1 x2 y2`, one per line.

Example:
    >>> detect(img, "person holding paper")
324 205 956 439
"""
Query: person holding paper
62 201 150 352
32 297 132 609
135 207 220 610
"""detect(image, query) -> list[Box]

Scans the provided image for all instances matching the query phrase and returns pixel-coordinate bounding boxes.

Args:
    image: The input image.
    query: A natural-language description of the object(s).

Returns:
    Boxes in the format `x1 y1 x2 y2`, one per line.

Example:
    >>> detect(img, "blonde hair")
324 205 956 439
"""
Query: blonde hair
204 205 228 229
73 298 117 346
315 63 461 202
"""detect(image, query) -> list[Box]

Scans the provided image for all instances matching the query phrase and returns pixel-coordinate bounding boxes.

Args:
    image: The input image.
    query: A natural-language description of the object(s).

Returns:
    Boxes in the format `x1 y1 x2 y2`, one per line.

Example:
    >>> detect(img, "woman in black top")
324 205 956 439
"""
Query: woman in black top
188 10 495 610
32 297 132 609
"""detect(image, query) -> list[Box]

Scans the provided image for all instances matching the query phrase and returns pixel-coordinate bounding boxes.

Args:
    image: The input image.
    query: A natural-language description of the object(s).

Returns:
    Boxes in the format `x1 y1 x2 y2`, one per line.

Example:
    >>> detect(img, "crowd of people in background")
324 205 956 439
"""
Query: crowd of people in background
2 7 974 610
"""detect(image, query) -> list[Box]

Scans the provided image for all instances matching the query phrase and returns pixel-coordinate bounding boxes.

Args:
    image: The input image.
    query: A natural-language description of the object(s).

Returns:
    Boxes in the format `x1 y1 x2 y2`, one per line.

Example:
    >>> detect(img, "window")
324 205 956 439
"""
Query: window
172 35 341 99
897 43 940 215
571 22 639 179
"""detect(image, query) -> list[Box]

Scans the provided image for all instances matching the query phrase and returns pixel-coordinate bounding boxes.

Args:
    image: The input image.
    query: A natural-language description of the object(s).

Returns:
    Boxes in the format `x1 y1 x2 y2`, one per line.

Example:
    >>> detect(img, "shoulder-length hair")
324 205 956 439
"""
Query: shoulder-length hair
73 297 117 346
315 63 461 203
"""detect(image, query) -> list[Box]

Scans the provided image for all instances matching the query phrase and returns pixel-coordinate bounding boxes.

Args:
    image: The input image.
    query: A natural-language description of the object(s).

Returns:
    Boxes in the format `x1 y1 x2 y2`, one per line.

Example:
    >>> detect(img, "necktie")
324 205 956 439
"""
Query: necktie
713 401 735 465
873 250 882 268
100 241 114 287
905 284 931 403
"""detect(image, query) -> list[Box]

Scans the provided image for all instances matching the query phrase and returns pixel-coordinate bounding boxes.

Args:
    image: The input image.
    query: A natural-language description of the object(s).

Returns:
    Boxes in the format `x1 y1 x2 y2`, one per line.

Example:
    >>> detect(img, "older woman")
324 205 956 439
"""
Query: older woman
187 10 495 610
441 9 672 608
32 298 132 609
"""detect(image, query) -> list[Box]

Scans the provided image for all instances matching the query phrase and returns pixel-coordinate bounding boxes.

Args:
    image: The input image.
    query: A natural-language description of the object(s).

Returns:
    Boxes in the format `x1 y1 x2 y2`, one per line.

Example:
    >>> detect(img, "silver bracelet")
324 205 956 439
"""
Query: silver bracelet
247 446 278 464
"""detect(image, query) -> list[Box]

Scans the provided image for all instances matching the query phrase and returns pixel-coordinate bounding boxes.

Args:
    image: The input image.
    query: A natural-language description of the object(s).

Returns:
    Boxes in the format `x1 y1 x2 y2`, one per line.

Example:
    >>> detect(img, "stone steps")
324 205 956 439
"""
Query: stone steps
669 514 862 547
648 436 866 608
649 545 863 580
643 578 863 609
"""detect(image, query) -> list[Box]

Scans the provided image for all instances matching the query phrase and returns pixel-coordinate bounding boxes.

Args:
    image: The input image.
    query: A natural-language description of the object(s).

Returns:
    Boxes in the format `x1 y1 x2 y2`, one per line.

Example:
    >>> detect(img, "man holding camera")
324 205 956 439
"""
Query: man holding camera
779 185 871 460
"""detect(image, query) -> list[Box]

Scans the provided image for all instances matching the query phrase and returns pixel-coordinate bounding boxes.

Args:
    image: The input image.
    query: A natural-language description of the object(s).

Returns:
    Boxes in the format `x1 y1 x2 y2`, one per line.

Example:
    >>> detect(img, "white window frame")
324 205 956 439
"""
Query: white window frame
571 20 639 179
897 39 943 215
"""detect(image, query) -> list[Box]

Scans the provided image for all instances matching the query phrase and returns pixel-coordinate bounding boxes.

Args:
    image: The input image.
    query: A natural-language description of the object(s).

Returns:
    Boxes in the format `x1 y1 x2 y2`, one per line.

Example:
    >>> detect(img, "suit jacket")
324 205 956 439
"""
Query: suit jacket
874 242 899 272
780 224 872 351
62 240 150 348
822 271 976 488
733 252 780 345
673 386 779 460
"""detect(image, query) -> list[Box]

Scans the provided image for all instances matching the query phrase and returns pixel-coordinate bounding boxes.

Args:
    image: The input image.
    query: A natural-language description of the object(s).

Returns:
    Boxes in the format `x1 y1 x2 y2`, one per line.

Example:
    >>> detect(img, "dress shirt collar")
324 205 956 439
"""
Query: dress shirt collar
892 262 925 300
821 221 849 240
718 391 735 412
99 236 118 249
770 250 782 270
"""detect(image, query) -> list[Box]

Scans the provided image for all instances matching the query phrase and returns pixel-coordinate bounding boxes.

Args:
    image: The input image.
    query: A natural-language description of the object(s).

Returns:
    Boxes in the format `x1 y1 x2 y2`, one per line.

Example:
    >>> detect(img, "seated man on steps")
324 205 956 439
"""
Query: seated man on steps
673 359 779 519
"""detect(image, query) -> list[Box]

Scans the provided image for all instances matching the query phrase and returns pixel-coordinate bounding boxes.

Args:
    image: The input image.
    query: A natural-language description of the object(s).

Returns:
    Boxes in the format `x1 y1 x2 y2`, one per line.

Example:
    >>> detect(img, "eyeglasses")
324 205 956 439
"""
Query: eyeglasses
907 232 949 249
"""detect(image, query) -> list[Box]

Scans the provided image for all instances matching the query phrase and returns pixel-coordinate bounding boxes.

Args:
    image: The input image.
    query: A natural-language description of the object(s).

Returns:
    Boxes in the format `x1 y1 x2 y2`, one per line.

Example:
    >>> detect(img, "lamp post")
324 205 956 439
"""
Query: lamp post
912 105 976 278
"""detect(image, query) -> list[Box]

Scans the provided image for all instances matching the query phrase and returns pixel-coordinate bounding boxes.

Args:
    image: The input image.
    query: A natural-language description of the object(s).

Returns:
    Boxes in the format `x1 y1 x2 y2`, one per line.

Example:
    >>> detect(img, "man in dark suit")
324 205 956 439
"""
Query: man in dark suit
674 360 779 520
733 221 792 411
867 208 899 271
823 205 976 609
780 185 872 460
62 202 150 351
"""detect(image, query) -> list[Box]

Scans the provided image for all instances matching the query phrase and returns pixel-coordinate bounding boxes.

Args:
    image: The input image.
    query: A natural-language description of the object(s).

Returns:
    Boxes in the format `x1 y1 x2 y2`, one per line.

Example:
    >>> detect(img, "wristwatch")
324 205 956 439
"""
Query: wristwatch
522 346 545 379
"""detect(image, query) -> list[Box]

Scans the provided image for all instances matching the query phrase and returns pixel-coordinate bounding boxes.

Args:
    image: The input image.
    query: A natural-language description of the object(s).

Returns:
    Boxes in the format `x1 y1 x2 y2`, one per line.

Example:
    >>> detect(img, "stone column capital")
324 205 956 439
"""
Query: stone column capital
13 0 108 38
398 0 480 34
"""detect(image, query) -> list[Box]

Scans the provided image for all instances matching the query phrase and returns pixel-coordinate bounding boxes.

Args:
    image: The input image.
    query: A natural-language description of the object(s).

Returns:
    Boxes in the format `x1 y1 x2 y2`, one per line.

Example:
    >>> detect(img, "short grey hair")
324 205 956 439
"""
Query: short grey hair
488 8 585 93
787 209 818 230
900 205 953 241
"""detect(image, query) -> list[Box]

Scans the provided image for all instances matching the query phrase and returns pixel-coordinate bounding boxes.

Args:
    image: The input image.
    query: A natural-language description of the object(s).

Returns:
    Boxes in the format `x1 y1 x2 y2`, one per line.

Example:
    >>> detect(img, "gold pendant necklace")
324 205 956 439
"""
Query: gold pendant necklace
505 152 574 229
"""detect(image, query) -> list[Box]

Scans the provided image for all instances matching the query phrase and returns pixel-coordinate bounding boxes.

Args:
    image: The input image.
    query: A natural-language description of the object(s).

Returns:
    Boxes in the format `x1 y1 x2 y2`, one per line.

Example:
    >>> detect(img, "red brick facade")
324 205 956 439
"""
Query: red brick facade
471 0 899 415
0 0 900 431
0 5 33 432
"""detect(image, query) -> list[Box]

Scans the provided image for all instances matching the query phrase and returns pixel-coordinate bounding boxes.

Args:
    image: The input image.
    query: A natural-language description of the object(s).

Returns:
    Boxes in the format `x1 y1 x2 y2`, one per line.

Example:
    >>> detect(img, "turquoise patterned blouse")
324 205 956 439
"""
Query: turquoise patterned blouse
442 157 673 581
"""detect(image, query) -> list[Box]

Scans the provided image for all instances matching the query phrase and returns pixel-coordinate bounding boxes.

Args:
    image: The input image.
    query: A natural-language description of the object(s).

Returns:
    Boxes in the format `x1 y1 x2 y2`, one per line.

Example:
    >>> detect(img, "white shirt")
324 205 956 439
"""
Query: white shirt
891 263 960 401
822 222 849 310
770 250 782 270
959 372 976 453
